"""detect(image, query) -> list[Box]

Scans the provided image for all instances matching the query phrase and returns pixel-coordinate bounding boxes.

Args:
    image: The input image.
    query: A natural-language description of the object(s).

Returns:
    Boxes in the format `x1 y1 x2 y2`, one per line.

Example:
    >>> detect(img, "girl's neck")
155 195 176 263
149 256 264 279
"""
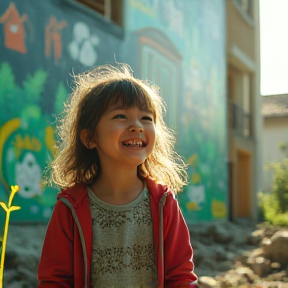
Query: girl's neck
90 167 145 205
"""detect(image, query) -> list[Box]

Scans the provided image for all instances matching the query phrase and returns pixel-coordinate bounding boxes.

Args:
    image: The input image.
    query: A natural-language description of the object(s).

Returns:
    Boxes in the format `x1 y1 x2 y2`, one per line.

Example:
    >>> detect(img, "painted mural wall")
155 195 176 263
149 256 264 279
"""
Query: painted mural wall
126 0 228 222
0 0 125 223
0 0 227 224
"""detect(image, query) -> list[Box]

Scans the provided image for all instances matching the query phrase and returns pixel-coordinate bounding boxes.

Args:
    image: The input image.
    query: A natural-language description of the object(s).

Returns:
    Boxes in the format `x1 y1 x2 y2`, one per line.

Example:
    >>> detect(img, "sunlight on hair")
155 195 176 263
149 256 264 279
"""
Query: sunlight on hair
48 63 188 193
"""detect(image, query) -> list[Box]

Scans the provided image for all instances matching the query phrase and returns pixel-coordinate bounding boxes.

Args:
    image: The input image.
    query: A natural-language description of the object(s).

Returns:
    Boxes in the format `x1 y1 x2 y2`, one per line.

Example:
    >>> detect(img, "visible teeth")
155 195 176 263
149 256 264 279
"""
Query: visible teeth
122 141 144 147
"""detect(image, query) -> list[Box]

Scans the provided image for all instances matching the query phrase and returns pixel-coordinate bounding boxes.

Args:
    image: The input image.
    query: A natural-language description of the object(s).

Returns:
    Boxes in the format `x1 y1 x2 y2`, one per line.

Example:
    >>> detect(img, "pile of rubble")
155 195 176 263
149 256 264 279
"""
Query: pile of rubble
3 224 46 288
191 220 288 288
2 220 288 288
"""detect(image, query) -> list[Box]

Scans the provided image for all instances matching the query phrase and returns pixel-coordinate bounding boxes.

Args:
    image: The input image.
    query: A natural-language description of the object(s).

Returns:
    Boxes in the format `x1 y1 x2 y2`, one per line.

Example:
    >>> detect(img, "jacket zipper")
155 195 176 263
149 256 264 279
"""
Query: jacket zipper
59 198 88 288
158 192 169 288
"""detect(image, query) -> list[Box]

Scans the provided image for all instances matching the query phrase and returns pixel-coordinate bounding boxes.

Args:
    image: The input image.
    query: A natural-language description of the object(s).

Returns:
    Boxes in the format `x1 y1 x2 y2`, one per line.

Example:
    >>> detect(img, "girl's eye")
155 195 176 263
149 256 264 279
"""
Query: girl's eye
142 116 153 121
113 114 127 119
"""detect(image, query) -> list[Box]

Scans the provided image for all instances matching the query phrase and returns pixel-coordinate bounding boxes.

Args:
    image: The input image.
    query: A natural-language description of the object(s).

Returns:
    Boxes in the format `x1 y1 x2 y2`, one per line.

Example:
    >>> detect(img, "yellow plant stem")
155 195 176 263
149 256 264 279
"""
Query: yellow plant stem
0 186 20 288
0 209 12 288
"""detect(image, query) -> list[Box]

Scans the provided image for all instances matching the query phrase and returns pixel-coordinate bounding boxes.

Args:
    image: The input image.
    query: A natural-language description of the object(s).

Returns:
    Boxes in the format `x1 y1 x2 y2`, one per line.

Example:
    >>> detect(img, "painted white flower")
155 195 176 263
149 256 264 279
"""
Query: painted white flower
15 152 42 198
68 22 100 67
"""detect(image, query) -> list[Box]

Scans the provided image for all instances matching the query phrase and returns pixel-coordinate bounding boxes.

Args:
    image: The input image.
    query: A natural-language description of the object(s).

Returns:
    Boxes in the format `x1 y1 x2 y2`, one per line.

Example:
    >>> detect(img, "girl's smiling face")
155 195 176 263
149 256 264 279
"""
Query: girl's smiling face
90 105 156 169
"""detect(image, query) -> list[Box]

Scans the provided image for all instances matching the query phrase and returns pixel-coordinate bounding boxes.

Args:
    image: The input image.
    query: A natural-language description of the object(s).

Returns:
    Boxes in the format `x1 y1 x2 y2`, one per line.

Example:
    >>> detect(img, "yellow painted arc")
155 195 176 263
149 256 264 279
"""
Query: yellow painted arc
0 118 21 191
45 126 56 156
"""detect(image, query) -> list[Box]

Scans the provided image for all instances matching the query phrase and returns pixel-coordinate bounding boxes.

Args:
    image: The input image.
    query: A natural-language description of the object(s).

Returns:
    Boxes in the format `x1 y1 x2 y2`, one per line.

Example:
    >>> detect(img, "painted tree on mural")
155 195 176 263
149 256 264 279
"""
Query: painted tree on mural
55 82 68 114
0 63 20 121
0 62 48 120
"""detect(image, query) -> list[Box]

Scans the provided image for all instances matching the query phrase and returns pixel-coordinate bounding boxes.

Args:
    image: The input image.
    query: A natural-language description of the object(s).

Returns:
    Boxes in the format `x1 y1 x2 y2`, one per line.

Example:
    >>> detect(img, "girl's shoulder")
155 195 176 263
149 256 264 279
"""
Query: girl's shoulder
146 178 175 202
57 183 88 207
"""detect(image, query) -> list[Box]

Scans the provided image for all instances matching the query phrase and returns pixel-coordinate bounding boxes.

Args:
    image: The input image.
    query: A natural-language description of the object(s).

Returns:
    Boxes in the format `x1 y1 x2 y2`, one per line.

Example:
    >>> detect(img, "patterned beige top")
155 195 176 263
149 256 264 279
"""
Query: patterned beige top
87 186 158 288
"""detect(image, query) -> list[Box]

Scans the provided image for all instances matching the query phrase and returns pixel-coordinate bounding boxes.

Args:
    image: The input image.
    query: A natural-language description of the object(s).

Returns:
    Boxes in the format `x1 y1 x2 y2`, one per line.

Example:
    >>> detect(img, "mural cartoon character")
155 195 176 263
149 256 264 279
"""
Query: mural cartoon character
16 152 42 198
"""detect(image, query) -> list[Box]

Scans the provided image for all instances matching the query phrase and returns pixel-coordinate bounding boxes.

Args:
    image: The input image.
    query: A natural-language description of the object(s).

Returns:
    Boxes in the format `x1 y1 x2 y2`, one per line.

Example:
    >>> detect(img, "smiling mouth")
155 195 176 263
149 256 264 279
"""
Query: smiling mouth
121 140 147 147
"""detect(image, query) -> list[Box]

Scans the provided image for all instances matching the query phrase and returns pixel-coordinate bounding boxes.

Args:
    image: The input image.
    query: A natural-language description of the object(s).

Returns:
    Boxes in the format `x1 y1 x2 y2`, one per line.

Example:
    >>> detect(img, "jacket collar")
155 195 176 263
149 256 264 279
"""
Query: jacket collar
146 178 170 199
57 178 171 207
57 184 87 209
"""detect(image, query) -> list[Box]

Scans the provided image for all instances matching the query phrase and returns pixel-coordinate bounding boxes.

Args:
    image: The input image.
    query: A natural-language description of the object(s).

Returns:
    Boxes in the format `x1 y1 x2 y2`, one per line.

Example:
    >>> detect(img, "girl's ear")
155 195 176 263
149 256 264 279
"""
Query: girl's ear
80 129 97 149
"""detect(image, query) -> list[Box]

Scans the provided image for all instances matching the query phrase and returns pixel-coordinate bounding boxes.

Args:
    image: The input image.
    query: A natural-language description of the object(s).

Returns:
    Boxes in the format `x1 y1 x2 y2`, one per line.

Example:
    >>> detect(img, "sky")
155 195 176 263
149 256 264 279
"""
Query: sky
260 0 288 96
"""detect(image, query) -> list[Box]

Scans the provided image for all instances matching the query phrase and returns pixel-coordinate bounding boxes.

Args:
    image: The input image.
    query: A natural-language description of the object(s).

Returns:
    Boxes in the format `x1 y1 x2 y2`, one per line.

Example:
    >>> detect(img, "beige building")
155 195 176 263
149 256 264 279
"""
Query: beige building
226 0 262 221
262 94 288 192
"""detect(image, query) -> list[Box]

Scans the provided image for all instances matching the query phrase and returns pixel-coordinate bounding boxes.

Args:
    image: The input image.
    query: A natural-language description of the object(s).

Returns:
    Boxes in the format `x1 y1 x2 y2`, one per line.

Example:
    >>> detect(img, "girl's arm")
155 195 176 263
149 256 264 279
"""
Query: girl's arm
37 201 74 287
164 194 198 288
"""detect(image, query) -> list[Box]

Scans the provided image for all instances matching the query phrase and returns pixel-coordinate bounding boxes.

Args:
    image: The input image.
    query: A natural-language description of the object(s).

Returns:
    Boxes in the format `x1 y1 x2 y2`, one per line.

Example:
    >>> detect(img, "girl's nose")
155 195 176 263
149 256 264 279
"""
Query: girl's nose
129 126 143 133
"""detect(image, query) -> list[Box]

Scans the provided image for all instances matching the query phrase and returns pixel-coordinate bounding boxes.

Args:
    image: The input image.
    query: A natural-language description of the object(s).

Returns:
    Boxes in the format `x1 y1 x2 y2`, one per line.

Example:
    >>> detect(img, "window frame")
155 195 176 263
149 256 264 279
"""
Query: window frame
76 0 122 26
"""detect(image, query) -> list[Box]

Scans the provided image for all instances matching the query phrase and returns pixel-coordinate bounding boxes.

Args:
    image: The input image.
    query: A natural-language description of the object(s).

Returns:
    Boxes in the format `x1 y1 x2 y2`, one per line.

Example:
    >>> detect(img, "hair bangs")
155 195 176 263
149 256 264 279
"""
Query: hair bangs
104 79 156 115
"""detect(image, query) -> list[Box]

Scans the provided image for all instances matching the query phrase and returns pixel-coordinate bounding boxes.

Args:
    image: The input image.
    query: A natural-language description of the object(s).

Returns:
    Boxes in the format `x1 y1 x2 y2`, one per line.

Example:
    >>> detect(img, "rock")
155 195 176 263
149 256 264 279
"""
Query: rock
217 260 234 272
226 251 236 261
262 231 288 264
198 276 219 288
207 223 233 244
250 248 265 258
266 270 287 282
271 262 281 270
193 241 216 267
3 269 18 283
283 277 288 283
212 245 228 261
248 257 271 277
248 229 265 245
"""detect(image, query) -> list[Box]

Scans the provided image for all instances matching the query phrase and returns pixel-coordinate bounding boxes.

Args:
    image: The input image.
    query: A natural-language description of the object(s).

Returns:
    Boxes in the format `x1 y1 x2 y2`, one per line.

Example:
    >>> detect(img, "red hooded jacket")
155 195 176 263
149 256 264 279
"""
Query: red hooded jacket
37 179 198 287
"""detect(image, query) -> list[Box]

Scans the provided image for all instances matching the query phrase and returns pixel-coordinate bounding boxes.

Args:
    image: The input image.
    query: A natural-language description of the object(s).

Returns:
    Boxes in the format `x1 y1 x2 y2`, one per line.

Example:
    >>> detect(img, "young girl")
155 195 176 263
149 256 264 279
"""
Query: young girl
37 64 198 288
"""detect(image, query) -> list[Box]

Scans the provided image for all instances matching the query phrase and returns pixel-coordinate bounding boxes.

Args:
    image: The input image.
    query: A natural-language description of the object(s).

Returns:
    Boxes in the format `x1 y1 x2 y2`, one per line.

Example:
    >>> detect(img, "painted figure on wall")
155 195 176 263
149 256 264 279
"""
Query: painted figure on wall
0 2 28 54
45 16 67 64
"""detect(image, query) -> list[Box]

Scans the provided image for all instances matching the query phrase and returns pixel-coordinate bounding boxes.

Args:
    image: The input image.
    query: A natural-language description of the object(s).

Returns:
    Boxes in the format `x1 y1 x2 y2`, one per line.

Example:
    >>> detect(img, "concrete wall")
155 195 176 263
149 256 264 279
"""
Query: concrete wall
226 0 256 69
262 116 288 191
226 0 261 221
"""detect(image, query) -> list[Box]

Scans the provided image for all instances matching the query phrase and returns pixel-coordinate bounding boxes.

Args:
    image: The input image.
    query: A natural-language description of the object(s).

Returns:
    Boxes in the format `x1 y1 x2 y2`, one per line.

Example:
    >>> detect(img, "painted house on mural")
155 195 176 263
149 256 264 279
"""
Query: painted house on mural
0 0 259 226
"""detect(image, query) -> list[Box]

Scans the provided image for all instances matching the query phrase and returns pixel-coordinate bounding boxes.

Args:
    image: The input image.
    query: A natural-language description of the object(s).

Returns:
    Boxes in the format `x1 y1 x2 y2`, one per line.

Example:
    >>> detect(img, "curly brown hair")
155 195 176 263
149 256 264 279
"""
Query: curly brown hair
48 64 187 193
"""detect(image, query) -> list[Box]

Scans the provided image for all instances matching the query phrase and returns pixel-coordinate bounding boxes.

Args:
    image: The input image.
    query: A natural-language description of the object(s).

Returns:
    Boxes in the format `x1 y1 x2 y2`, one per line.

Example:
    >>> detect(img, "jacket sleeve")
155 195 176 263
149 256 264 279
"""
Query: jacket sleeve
164 194 198 288
37 200 74 287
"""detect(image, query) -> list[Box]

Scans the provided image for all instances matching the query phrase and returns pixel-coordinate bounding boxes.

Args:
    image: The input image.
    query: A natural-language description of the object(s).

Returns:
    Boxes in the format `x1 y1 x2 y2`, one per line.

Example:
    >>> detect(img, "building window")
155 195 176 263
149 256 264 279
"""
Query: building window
227 65 253 138
77 0 122 25
234 0 253 19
